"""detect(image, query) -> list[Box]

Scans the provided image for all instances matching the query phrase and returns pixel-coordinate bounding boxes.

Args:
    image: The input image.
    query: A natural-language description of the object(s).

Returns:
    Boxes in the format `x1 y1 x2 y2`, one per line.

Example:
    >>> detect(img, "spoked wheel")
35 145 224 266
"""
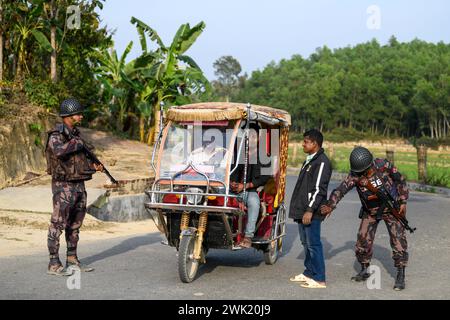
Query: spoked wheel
264 206 286 265
178 234 199 283
264 237 282 265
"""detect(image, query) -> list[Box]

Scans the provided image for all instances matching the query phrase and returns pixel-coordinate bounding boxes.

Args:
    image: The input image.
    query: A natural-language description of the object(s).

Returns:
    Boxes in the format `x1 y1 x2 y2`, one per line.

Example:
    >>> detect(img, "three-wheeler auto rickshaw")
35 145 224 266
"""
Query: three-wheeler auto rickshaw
144 102 291 282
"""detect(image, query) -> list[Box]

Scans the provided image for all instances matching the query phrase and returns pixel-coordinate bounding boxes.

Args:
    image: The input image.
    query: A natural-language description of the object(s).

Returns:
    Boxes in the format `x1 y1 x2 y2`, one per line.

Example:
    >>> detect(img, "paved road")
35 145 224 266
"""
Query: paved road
1 177 450 300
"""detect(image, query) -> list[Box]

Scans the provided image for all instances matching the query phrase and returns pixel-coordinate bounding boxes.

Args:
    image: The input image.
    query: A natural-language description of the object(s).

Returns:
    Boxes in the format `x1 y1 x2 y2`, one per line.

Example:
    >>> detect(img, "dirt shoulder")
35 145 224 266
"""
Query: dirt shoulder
0 210 160 257
1 123 159 257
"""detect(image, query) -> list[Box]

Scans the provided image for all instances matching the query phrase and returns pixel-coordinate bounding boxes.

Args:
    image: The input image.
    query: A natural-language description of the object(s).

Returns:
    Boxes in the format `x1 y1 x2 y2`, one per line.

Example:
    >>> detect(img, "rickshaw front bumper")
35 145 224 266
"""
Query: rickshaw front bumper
144 189 243 214
144 202 241 214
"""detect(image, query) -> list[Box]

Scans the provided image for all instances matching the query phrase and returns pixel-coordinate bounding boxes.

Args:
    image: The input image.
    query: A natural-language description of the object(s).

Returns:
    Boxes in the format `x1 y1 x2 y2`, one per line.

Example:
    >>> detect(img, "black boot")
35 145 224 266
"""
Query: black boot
394 267 405 291
351 263 370 282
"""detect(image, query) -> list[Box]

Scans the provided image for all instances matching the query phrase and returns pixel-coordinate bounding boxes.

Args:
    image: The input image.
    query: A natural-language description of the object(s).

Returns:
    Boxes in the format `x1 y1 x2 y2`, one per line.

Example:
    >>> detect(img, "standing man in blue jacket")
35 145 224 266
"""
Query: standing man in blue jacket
289 129 332 288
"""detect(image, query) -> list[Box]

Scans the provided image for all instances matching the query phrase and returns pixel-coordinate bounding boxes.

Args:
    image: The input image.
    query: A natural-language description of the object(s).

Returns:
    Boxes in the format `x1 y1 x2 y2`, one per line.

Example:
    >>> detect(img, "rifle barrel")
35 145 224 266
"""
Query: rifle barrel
83 146 118 185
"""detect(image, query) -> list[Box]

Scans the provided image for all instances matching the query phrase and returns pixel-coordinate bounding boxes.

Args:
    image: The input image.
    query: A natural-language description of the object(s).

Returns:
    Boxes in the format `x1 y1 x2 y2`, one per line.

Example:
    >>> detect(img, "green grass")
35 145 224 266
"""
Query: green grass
287 144 450 188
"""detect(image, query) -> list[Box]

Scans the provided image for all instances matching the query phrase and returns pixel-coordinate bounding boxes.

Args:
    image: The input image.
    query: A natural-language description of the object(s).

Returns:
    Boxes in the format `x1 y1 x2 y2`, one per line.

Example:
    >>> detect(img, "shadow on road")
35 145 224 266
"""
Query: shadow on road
292 237 397 279
195 248 269 279
82 233 161 265
189 222 300 280
279 223 299 257
352 243 397 279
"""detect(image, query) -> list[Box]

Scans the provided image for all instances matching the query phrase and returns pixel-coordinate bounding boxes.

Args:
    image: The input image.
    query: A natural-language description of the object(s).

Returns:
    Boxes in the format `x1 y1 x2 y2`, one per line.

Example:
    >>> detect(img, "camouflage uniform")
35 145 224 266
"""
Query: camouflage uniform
45 124 95 262
328 158 409 267
48 181 87 258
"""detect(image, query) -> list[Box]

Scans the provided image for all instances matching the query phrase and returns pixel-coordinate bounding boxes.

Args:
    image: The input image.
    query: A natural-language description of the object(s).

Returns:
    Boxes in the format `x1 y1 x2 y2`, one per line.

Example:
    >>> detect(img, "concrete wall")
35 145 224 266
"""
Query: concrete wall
87 193 152 222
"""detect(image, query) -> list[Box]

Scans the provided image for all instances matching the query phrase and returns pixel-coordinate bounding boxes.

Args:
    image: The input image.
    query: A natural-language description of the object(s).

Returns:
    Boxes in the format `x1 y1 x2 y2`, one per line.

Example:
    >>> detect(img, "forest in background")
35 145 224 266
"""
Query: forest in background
229 37 450 145
1 1 449 148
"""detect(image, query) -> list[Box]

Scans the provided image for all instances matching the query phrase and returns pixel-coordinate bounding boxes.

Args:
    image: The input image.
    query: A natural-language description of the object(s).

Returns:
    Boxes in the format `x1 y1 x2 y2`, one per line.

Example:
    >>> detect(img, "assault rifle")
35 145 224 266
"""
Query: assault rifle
359 177 416 233
82 145 119 185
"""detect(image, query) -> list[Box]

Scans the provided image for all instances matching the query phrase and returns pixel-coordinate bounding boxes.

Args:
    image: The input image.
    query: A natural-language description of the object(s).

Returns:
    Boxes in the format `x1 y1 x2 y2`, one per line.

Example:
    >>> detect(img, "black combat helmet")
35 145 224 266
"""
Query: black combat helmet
59 98 83 117
350 147 373 173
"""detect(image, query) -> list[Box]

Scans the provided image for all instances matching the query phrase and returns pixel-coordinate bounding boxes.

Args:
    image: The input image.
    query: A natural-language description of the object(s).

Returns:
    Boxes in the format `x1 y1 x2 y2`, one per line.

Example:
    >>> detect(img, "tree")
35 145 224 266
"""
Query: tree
212 55 242 102
236 37 450 140
0 0 4 84
40 0 67 83
11 1 47 81
39 1 106 83
57 0 111 107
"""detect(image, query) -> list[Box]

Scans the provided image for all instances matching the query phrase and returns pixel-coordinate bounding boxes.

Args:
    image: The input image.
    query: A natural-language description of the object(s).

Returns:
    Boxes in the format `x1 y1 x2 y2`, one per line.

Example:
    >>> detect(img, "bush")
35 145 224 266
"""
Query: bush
289 127 388 143
325 127 387 143
23 79 69 112
411 136 450 149
0 80 16 106
427 167 450 188
28 123 43 147
289 131 304 142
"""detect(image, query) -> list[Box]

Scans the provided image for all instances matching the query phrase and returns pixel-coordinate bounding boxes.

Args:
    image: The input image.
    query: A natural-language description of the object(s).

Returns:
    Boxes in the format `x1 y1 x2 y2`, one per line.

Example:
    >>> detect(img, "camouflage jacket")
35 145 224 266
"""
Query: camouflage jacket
45 124 96 182
328 158 409 215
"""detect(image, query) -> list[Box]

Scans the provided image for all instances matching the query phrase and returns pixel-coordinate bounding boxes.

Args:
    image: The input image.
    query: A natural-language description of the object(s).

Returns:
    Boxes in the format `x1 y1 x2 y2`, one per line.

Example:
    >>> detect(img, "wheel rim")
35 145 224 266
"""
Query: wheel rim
187 260 198 279
186 238 198 280
270 240 278 259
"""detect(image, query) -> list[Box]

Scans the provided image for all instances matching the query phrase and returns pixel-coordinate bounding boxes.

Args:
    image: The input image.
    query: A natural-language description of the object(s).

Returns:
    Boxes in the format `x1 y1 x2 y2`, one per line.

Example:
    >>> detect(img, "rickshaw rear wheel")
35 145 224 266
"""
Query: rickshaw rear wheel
178 234 202 283
263 237 282 265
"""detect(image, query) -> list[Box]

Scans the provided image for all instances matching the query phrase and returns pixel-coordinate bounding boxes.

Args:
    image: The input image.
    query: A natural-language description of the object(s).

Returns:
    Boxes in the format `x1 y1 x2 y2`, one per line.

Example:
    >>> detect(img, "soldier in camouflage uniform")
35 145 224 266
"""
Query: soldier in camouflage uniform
320 147 409 290
45 98 103 276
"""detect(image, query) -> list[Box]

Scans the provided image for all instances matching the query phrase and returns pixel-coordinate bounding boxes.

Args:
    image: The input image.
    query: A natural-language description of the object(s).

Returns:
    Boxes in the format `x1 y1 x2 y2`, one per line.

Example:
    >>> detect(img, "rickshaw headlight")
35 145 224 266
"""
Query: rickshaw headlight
186 187 204 205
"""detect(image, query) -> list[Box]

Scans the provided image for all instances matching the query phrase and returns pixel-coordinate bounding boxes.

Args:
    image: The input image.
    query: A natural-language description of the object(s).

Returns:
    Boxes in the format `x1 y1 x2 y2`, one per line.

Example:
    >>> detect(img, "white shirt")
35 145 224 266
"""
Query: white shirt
302 152 317 170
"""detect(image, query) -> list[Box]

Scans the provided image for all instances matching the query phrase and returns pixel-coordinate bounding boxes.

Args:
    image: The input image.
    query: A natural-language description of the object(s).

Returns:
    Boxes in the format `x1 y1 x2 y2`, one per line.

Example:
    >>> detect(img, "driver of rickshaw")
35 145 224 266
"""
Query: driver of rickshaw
187 136 226 167
230 123 270 248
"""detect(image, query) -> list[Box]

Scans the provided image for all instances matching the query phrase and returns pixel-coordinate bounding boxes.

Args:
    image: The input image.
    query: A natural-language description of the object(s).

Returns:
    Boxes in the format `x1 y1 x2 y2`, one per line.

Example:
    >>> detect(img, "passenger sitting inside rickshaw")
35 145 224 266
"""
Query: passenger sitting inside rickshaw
185 136 228 181
230 123 270 248
188 136 227 167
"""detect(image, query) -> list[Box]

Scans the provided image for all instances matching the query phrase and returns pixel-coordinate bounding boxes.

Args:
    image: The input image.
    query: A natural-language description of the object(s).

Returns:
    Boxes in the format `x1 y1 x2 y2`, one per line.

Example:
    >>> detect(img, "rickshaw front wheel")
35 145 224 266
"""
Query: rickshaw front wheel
178 234 200 283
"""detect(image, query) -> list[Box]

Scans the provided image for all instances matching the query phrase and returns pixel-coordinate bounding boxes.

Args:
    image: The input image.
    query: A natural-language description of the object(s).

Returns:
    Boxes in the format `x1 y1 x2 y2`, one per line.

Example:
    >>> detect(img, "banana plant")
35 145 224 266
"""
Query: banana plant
95 41 136 131
130 17 209 145
11 0 50 81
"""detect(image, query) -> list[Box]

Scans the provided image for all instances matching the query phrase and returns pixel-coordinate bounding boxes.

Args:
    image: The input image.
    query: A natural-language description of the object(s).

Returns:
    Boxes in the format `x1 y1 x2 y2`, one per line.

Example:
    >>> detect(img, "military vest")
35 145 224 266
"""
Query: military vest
356 160 399 211
45 124 96 182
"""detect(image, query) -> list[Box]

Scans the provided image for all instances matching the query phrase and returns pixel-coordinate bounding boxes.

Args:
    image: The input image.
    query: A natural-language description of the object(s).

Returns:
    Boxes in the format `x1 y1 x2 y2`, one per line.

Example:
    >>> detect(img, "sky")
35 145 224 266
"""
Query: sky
97 0 450 80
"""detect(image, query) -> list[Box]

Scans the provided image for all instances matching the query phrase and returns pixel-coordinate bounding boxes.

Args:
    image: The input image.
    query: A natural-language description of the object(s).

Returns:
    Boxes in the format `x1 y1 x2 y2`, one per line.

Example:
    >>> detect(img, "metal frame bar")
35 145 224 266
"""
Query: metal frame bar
146 190 241 198
150 102 166 175
144 202 241 214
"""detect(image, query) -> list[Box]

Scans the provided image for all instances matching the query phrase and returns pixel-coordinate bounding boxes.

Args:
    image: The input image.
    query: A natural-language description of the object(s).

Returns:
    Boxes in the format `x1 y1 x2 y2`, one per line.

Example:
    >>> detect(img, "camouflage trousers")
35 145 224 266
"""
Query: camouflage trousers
48 181 87 259
356 212 408 267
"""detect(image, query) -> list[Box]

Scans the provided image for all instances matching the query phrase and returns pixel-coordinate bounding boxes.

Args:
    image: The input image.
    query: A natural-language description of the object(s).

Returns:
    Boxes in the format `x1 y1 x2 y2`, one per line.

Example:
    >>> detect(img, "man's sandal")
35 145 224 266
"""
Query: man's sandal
289 273 310 282
300 278 327 289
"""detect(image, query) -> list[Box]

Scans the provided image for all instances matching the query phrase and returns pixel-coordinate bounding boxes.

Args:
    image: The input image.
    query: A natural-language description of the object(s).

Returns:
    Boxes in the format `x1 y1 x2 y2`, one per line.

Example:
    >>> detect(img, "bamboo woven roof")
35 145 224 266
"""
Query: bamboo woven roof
165 102 291 125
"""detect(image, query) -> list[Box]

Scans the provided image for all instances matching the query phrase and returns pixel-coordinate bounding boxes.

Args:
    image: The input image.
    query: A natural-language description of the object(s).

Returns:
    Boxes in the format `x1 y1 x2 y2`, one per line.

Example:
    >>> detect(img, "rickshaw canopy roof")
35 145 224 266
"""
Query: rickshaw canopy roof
166 102 291 126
